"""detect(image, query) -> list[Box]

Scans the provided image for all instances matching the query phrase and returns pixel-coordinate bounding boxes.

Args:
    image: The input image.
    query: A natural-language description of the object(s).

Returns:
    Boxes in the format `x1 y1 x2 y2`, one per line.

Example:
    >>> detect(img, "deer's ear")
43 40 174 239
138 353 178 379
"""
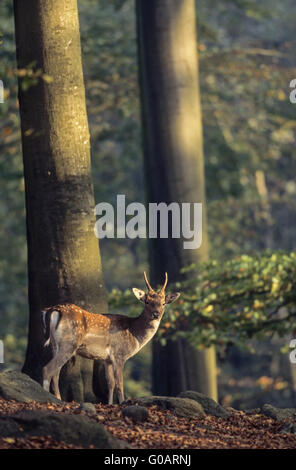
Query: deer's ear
132 288 146 302
165 292 180 304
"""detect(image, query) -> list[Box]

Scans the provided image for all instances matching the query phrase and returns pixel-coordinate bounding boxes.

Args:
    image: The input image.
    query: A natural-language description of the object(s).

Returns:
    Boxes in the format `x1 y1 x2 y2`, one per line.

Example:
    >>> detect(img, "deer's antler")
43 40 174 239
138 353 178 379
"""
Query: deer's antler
143 271 154 292
160 272 168 293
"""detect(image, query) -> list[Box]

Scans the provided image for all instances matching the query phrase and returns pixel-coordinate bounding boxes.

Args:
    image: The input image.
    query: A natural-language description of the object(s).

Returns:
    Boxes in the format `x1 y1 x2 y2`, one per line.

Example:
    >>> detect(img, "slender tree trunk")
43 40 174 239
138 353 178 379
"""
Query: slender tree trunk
13 0 108 401
136 0 217 399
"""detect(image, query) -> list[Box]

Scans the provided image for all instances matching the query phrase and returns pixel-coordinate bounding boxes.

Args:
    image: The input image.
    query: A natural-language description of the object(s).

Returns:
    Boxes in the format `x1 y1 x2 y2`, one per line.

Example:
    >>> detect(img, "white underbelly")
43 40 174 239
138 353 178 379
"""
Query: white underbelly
78 333 110 360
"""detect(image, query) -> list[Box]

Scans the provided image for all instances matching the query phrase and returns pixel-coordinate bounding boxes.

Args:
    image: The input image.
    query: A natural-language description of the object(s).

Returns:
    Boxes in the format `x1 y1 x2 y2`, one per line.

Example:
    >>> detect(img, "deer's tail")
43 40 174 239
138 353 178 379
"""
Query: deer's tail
42 308 60 347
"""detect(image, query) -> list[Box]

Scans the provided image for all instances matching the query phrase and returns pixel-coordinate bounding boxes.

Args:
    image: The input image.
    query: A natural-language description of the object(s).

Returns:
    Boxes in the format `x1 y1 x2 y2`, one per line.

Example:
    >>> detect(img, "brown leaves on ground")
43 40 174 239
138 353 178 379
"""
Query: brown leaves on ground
0 435 85 449
0 397 296 449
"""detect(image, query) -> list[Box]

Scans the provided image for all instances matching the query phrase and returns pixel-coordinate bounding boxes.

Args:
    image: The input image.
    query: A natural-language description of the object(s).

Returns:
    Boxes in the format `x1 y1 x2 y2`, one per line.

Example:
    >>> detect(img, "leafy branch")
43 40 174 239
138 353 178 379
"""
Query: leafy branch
109 251 296 350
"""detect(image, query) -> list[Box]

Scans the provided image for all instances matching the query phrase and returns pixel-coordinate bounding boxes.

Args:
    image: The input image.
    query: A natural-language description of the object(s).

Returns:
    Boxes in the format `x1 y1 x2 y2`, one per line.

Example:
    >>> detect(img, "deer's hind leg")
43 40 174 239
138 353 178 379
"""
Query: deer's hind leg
104 361 115 405
113 361 125 404
42 342 77 399
51 367 63 400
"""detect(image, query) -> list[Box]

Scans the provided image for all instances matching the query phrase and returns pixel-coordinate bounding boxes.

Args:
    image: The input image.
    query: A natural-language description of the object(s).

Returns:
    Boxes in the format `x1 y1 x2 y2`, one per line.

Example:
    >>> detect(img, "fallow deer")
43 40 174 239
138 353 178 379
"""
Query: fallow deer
42 272 180 403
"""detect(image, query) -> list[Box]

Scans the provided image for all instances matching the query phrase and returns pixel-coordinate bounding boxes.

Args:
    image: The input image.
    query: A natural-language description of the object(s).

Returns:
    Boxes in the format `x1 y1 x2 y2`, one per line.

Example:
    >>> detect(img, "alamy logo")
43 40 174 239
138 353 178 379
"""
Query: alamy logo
0 340 3 363
289 339 296 364
0 80 4 103
94 195 203 249
289 79 296 104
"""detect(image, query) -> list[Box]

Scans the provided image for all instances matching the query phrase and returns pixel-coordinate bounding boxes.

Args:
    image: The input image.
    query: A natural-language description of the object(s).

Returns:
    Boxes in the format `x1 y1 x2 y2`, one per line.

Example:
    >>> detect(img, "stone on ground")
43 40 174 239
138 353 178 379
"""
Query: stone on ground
178 390 230 418
0 367 60 404
0 410 128 449
131 396 205 419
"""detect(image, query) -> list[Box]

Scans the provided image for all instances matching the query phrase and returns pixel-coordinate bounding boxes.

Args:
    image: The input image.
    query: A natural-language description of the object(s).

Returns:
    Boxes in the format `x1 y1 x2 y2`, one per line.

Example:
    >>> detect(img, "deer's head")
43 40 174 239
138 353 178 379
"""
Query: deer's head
132 272 180 321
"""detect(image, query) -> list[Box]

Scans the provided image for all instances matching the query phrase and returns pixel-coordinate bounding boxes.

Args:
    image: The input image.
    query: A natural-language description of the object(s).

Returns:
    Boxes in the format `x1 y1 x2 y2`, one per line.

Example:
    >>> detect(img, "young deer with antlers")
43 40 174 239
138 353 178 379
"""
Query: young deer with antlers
42 272 180 403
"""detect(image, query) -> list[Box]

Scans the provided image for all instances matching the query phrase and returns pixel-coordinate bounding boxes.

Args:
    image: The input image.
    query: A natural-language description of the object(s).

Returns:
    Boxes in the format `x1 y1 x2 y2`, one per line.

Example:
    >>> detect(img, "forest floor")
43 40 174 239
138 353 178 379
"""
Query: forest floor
0 397 296 449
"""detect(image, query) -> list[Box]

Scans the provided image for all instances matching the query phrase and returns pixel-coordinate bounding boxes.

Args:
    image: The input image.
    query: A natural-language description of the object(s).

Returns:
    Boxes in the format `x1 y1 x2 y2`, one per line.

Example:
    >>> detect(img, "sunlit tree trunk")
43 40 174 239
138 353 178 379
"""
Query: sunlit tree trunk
137 0 217 399
14 0 108 401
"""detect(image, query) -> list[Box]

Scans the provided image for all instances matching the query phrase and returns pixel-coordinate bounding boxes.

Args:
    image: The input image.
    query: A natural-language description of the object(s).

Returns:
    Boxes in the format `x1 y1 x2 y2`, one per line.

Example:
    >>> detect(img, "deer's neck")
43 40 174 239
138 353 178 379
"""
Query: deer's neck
130 307 161 349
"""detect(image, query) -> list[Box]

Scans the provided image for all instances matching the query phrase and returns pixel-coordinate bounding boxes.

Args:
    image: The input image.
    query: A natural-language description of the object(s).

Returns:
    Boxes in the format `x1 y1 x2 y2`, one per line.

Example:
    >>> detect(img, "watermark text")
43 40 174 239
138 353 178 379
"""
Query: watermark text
0 340 3 363
289 339 296 364
0 80 4 104
94 195 202 250
289 79 296 104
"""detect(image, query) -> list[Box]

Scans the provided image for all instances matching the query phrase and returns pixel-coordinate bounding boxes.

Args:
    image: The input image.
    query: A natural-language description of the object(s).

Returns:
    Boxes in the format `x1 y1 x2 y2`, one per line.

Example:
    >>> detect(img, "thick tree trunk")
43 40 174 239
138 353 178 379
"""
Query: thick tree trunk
137 0 217 399
13 0 108 401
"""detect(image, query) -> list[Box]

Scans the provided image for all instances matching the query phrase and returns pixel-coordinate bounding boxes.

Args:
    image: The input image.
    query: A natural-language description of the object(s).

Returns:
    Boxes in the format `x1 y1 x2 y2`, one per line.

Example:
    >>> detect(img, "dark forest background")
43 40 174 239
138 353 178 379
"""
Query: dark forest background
1 0 296 407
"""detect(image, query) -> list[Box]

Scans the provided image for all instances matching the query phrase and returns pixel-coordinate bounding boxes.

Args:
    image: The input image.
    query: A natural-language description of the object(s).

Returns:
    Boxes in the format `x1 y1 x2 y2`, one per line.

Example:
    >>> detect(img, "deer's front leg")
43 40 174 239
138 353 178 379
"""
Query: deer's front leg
104 361 115 405
42 369 51 393
114 361 125 404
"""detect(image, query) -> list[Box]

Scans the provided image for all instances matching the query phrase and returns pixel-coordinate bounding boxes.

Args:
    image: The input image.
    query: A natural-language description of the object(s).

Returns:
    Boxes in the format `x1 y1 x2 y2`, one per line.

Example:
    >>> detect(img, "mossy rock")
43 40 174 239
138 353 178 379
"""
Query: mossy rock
130 396 205 419
261 404 296 421
0 410 129 449
78 402 97 415
122 405 149 423
0 367 60 404
178 391 229 418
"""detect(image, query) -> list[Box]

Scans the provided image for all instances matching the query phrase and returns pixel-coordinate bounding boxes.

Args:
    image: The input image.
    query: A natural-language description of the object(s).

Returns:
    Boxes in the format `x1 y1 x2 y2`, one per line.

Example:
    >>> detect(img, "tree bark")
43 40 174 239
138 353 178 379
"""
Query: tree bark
13 0 108 401
137 0 217 399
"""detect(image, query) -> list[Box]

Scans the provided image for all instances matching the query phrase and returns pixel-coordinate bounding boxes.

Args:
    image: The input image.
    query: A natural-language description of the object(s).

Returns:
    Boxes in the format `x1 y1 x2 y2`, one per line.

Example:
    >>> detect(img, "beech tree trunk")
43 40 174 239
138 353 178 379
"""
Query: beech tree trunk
13 0 108 401
136 0 217 399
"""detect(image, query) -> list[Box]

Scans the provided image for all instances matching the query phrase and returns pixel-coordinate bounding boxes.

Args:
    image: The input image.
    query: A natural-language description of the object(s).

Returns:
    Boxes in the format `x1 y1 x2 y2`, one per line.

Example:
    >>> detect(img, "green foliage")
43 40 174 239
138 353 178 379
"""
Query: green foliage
227 0 273 19
3 334 27 366
109 252 296 350
198 0 296 259
0 0 296 383
0 0 28 359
